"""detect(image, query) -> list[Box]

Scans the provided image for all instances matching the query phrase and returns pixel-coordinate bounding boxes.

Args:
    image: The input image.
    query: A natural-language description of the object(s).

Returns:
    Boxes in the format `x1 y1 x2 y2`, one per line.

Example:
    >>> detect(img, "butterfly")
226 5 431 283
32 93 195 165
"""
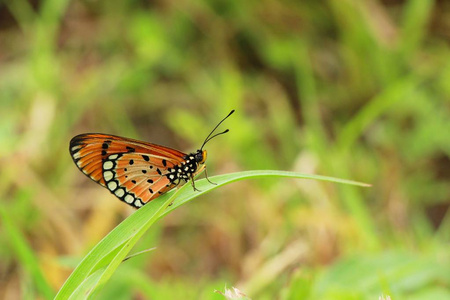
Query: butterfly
69 110 234 208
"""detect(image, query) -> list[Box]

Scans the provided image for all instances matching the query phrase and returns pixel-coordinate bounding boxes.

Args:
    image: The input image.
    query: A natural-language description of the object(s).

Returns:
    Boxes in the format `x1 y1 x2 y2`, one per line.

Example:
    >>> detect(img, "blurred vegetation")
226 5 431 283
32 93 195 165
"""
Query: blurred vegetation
0 0 449 299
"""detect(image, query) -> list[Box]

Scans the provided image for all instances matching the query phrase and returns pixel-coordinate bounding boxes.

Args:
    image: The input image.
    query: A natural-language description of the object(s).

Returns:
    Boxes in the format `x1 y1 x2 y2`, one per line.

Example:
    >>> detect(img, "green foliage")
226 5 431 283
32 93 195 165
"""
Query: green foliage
1 0 449 299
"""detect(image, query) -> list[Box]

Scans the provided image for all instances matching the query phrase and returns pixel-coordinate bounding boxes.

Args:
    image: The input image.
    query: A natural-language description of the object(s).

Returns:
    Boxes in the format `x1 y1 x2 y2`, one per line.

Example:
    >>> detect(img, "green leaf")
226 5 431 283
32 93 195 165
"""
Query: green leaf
55 170 370 299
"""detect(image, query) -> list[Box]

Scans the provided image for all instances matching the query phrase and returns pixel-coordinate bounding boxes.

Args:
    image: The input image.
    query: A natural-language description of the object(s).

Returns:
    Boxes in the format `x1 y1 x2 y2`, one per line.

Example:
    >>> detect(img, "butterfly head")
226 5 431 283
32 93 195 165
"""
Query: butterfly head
194 149 207 165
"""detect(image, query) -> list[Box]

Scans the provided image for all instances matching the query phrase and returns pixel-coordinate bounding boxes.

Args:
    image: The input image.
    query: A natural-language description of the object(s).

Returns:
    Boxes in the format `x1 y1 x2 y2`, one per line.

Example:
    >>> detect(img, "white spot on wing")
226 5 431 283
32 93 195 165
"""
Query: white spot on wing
107 181 117 191
134 199 143 207
103 170 114 181
115 188 125 197
71 145 81 151
73 152 81 159
109 154 119 160
103 161 113 170
124 194 134 203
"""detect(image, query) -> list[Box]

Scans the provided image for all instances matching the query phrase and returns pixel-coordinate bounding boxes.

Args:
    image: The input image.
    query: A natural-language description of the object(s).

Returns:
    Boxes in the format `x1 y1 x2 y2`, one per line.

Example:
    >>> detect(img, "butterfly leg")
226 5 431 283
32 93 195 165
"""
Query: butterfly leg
190 176 202 192
204 167 217 185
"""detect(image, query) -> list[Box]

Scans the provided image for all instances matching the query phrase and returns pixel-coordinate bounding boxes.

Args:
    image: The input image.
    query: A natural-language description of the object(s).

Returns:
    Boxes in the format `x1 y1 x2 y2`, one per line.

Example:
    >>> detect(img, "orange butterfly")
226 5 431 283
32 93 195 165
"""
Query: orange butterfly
69 110 234 208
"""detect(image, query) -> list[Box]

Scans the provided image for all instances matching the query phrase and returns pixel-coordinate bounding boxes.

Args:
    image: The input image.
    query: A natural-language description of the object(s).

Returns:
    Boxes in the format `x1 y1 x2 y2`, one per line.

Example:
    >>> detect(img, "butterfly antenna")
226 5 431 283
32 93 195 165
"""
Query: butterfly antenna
200 110 235 150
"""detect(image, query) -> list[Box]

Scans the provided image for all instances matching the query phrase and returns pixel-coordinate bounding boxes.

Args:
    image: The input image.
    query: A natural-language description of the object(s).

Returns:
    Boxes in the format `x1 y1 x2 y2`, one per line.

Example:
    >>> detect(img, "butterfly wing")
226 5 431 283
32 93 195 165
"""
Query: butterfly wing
70 133 188 208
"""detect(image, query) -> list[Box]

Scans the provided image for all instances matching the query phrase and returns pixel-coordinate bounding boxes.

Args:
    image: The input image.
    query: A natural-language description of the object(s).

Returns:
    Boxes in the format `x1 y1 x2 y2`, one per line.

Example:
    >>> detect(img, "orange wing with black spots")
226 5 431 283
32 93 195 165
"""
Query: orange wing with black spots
69 133 199 208
69 110 234 209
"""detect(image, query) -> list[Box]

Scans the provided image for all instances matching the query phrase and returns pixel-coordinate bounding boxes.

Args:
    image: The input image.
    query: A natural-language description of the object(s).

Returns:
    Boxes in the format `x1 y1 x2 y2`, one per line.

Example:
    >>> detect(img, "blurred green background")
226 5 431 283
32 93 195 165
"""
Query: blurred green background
1 0 449 299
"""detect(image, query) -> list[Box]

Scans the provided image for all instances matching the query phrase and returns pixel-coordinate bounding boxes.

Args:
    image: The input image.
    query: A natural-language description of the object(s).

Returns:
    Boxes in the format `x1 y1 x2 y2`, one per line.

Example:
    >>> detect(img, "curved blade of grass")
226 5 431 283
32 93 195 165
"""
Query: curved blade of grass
164 170 370 214
55 184 186 299
89 240 128 273
56 170 370 299
122 248 157 262
68 266 105 300
83 186 186 299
